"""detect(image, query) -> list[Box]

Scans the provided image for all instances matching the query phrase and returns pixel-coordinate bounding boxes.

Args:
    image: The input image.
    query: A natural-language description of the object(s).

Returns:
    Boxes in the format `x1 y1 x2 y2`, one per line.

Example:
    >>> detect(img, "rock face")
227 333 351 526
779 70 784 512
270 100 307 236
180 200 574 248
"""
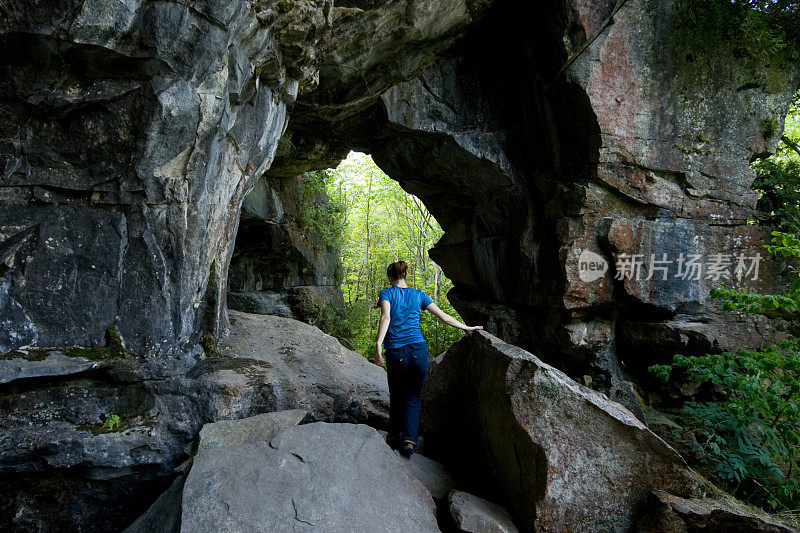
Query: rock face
0 0 795 393
360 2 800 395
266 0 800 405
227 172 344 323
0 0 487 357
181 422 439 532
637 491 800 533
422 331 702 532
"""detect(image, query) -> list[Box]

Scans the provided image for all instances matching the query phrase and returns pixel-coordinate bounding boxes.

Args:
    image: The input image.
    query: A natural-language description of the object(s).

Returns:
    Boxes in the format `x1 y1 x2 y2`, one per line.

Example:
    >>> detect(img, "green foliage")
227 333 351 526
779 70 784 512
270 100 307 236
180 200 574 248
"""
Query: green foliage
650 341 800 513
199 332 220 358
649 230 800 513
296 298 354 347
64 325 126 361
79 412 155 435
297 170 345 253
103 414 122 431
754 159 800 232
326 152 465 359
675 0 799 57
763 116 779 138
753 95 800 233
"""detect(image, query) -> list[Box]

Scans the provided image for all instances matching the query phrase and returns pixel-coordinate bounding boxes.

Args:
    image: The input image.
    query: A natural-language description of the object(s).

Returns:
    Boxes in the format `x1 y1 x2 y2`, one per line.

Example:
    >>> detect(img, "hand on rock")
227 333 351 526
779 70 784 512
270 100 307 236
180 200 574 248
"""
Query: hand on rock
464 326 484 334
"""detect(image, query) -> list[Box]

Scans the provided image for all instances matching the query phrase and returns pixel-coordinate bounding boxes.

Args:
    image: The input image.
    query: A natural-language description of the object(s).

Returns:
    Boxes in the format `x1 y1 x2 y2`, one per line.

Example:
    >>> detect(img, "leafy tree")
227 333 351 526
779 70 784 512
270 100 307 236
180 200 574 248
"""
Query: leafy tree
325 152 465 359
754 94 800 234
675 0 800 57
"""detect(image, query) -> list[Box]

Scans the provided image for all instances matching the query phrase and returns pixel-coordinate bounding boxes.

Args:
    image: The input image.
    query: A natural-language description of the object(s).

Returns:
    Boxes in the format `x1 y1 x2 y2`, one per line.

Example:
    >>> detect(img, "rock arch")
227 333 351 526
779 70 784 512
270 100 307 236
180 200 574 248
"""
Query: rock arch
1 0 799 528
2 0 796 372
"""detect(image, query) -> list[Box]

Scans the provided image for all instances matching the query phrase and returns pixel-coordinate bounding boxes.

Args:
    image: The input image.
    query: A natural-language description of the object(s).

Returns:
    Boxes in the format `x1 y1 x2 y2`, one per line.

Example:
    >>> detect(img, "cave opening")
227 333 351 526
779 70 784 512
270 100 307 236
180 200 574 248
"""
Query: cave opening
216 0 607 384
227 150 466 358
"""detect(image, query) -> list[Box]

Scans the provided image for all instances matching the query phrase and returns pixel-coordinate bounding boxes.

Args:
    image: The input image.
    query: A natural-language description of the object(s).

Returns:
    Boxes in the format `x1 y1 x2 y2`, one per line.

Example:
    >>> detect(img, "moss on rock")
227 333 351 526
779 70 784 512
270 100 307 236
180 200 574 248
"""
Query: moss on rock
77 412 156 436
63 325 126 361
0 348 50 361
199 333 220 358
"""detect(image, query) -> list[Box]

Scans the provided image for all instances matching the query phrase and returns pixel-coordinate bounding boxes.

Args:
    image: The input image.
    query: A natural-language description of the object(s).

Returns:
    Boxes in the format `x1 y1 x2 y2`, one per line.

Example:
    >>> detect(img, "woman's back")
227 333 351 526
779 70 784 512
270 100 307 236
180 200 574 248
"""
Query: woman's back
378 285 432 348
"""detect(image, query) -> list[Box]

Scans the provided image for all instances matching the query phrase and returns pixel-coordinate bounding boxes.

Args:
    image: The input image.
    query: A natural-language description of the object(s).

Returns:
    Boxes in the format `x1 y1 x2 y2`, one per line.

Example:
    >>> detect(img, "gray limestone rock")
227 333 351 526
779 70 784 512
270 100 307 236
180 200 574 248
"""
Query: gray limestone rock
637 491 800 533
195 310 389 423
226 290 294 317
0 350 96 384
124 409 309 533
197 409 308 451
422 331 702 532
394 450 457 501
0 313 387 530
181 422 439 532
448 490 519 533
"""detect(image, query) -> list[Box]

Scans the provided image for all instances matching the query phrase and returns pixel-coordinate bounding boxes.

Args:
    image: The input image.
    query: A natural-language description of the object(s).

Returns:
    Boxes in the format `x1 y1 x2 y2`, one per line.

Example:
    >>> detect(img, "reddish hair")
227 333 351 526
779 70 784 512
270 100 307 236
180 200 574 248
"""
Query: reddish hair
387 260 407 281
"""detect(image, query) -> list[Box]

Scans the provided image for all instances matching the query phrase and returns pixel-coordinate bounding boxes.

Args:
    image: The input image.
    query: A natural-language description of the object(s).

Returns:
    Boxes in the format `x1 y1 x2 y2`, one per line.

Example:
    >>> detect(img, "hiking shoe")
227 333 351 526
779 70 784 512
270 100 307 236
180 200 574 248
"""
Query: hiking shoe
399 441 415 457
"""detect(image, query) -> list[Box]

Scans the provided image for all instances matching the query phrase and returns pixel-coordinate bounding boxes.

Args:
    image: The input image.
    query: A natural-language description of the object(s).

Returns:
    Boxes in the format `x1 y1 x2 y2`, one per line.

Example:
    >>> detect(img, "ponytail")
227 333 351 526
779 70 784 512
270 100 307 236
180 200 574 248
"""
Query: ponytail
387 260 407 281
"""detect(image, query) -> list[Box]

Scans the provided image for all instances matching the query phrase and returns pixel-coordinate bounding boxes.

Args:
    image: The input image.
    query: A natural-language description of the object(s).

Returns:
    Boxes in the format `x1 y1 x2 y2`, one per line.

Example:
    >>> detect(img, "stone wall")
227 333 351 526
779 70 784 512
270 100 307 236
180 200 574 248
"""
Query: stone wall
227 172 344 321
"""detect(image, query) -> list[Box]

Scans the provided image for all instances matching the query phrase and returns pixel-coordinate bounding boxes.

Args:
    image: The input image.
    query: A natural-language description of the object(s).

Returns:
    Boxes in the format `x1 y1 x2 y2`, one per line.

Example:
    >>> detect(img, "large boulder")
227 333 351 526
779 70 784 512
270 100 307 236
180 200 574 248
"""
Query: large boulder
181 422 440 532
421 331 702 532
124 409 308 533
194 310 389 424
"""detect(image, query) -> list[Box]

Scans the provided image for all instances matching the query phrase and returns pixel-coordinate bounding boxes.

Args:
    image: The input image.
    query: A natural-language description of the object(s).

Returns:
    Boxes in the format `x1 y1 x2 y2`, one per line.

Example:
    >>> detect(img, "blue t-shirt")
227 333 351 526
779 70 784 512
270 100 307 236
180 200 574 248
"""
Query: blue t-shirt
378 286 434 348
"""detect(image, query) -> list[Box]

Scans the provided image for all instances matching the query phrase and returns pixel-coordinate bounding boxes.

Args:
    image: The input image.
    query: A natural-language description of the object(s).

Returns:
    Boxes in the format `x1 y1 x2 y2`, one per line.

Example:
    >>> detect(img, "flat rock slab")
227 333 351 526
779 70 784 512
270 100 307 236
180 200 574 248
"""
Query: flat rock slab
448 490 519 533
197 409 308 451
181 422 439 532
0 350 95 384
394 450 457 500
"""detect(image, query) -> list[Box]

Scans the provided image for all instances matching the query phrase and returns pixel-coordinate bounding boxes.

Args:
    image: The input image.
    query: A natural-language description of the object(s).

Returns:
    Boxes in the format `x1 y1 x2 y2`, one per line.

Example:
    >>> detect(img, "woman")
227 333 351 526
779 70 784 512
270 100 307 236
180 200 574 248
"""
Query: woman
374 260 483 457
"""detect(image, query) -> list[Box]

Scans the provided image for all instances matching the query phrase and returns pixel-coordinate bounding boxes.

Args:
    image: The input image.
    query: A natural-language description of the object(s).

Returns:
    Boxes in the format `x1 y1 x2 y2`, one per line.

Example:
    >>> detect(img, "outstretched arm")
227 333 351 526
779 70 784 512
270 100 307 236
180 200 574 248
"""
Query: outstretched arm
425 303 483 333
374 300 390 366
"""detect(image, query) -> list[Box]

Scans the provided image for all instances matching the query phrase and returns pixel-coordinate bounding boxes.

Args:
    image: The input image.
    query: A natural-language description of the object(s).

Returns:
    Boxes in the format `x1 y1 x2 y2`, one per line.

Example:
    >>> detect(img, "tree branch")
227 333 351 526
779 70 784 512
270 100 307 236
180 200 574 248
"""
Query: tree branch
781 135 800 159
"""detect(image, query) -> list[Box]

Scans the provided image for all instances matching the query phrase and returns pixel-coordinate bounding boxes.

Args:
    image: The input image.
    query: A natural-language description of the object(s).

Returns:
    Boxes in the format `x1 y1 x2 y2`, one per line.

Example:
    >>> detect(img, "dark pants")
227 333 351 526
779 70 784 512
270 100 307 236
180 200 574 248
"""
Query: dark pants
385 341 429 445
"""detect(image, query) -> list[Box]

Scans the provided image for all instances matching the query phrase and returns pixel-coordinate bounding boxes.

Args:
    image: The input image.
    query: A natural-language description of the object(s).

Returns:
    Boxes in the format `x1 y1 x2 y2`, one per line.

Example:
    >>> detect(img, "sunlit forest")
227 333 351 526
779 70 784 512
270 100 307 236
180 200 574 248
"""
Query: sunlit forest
310 152 465 358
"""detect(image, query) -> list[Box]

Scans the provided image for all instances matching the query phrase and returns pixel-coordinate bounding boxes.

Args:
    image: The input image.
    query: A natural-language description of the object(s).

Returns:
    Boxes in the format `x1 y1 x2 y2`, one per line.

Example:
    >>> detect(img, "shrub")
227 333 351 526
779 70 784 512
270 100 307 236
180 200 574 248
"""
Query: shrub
650 231 800 513
102 414 122 431
651 342 800 512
